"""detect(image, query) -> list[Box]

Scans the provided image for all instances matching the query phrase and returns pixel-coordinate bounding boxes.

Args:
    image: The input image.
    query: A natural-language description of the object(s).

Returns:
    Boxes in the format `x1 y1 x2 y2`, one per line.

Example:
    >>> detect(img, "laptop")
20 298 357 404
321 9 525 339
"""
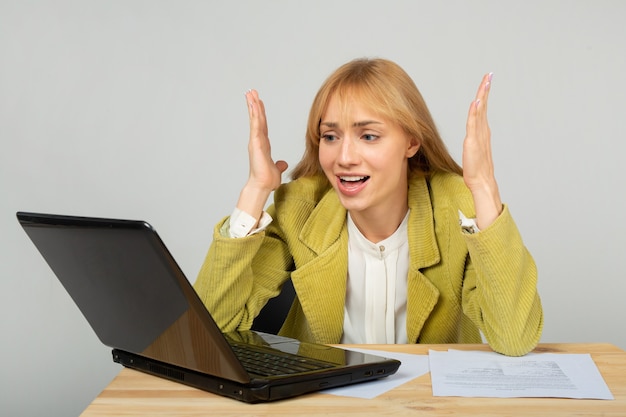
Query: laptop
16 211 400 403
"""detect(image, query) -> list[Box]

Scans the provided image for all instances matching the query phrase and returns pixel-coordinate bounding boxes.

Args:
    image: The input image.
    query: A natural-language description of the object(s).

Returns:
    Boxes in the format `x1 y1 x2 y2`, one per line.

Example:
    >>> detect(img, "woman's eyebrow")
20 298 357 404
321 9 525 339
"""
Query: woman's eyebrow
320 120 383 128
353 120 383 127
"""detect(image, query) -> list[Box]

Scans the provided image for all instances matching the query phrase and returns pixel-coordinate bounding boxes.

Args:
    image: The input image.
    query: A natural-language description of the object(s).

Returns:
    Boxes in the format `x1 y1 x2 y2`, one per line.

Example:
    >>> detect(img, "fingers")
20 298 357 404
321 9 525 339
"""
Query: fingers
275 160 289 174
245 89 268 137
467 72 492 117
473 72 493 110
245 89 262 114
463 73 495 177
466 73 493 135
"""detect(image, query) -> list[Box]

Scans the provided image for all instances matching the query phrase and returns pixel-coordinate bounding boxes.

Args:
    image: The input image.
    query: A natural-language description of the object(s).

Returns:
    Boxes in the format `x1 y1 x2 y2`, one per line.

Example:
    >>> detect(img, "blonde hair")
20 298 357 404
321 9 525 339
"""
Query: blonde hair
291 58 462 180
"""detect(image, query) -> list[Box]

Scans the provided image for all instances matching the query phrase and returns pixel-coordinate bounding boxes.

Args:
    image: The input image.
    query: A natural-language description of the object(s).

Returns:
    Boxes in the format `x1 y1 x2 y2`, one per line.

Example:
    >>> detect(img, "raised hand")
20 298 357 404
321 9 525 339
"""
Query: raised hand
462 73 502 230
236 90 288 222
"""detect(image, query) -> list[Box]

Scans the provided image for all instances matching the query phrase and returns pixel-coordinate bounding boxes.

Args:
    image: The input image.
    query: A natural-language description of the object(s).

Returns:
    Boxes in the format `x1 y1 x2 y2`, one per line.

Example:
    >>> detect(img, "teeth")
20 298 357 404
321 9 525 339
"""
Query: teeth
340 176 367 182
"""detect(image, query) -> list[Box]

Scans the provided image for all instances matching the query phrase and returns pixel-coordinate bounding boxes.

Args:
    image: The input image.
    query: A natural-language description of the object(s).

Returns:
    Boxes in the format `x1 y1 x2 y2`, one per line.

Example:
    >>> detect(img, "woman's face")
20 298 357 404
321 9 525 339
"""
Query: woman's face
318 93 419 218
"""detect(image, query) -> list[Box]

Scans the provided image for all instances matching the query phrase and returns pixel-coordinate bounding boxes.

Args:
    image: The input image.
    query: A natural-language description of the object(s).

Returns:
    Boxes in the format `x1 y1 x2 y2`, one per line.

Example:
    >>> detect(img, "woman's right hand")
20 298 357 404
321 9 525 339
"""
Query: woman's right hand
236 90 288 221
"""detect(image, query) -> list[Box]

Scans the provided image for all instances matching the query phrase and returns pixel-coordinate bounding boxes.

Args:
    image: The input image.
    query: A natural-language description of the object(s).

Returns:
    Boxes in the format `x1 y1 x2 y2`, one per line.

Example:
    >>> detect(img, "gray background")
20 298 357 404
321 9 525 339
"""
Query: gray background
1 1 624 416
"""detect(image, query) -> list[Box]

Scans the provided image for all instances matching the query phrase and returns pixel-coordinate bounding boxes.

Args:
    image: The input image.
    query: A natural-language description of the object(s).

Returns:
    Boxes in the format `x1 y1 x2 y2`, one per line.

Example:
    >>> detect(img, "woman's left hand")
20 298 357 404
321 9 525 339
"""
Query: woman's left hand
462 73 503 230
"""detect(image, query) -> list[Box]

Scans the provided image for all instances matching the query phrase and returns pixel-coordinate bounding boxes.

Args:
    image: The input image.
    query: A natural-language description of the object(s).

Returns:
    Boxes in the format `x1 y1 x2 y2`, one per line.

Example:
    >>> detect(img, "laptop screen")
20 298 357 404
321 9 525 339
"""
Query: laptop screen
18 212 250 383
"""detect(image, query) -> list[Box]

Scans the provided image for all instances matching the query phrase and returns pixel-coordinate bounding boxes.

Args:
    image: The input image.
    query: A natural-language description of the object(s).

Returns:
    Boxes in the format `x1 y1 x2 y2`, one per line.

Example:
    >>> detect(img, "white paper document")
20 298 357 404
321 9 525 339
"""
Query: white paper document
429 349 613 400
324 348 429 399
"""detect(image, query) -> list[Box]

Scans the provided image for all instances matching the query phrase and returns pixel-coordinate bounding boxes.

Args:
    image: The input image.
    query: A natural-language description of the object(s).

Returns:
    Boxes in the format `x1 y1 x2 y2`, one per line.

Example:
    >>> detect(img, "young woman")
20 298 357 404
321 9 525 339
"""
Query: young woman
194 58 543 356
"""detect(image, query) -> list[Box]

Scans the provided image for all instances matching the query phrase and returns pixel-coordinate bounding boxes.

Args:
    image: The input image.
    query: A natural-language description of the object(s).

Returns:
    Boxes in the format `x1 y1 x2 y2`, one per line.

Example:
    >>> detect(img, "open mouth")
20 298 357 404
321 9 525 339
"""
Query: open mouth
339 175 370 185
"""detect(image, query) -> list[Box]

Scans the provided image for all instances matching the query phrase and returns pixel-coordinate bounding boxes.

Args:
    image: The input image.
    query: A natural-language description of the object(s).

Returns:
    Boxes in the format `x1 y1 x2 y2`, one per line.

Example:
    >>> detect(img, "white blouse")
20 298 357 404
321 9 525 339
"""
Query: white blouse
341 212 409 344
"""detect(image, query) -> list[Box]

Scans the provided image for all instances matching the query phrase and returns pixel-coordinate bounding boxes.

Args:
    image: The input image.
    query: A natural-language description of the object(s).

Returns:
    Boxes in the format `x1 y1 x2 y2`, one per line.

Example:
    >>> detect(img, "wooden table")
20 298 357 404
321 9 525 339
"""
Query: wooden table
80 343 626 416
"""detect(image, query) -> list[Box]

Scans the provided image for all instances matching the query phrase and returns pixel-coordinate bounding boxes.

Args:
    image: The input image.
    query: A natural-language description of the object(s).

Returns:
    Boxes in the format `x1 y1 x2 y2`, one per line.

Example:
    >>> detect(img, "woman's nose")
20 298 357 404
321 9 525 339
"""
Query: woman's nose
337 137 359 166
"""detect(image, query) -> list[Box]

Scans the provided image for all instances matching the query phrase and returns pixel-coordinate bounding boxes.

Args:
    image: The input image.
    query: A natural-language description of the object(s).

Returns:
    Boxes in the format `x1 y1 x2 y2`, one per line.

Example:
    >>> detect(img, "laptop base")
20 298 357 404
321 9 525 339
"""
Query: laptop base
113 348 383 403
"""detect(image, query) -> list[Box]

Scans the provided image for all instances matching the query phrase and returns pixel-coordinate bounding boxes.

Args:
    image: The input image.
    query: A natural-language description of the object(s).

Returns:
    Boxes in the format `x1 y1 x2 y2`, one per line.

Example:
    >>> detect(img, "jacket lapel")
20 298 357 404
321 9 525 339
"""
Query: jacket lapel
292 190 348 343
291 176 443 344
406 176 441 342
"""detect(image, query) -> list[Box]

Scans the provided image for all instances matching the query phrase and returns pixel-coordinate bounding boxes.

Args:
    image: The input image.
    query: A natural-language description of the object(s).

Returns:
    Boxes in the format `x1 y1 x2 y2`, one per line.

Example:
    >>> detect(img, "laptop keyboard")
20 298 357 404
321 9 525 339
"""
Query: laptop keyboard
230 343 336 376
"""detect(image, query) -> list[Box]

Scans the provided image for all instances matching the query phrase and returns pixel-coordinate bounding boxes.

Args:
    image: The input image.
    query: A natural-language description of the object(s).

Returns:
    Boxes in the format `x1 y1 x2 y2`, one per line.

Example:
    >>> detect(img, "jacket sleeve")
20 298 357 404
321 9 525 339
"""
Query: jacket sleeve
193 211 294 332
461 204 544 356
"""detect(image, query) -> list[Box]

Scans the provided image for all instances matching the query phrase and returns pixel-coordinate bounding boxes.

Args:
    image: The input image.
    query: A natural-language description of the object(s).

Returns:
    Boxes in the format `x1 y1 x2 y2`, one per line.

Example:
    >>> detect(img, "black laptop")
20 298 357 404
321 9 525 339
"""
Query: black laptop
17 211 400 403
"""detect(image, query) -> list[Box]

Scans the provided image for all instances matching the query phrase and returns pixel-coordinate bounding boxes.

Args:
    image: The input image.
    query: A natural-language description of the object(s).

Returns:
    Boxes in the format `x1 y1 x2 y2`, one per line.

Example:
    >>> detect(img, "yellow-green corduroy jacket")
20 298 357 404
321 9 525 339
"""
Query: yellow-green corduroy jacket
194 172 543 356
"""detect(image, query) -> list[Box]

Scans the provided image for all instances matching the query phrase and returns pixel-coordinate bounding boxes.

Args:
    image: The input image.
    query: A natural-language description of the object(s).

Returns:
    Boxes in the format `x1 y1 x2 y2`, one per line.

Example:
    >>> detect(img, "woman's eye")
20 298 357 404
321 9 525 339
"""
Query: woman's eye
321 134 337 142
363 134 379 141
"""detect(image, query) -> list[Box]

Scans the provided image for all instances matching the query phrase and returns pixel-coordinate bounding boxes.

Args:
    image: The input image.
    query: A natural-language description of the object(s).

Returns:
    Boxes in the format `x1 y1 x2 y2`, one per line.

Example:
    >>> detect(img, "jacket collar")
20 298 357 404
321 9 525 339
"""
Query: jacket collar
407 175 441 269
299 175 440 269
298 187 347 254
